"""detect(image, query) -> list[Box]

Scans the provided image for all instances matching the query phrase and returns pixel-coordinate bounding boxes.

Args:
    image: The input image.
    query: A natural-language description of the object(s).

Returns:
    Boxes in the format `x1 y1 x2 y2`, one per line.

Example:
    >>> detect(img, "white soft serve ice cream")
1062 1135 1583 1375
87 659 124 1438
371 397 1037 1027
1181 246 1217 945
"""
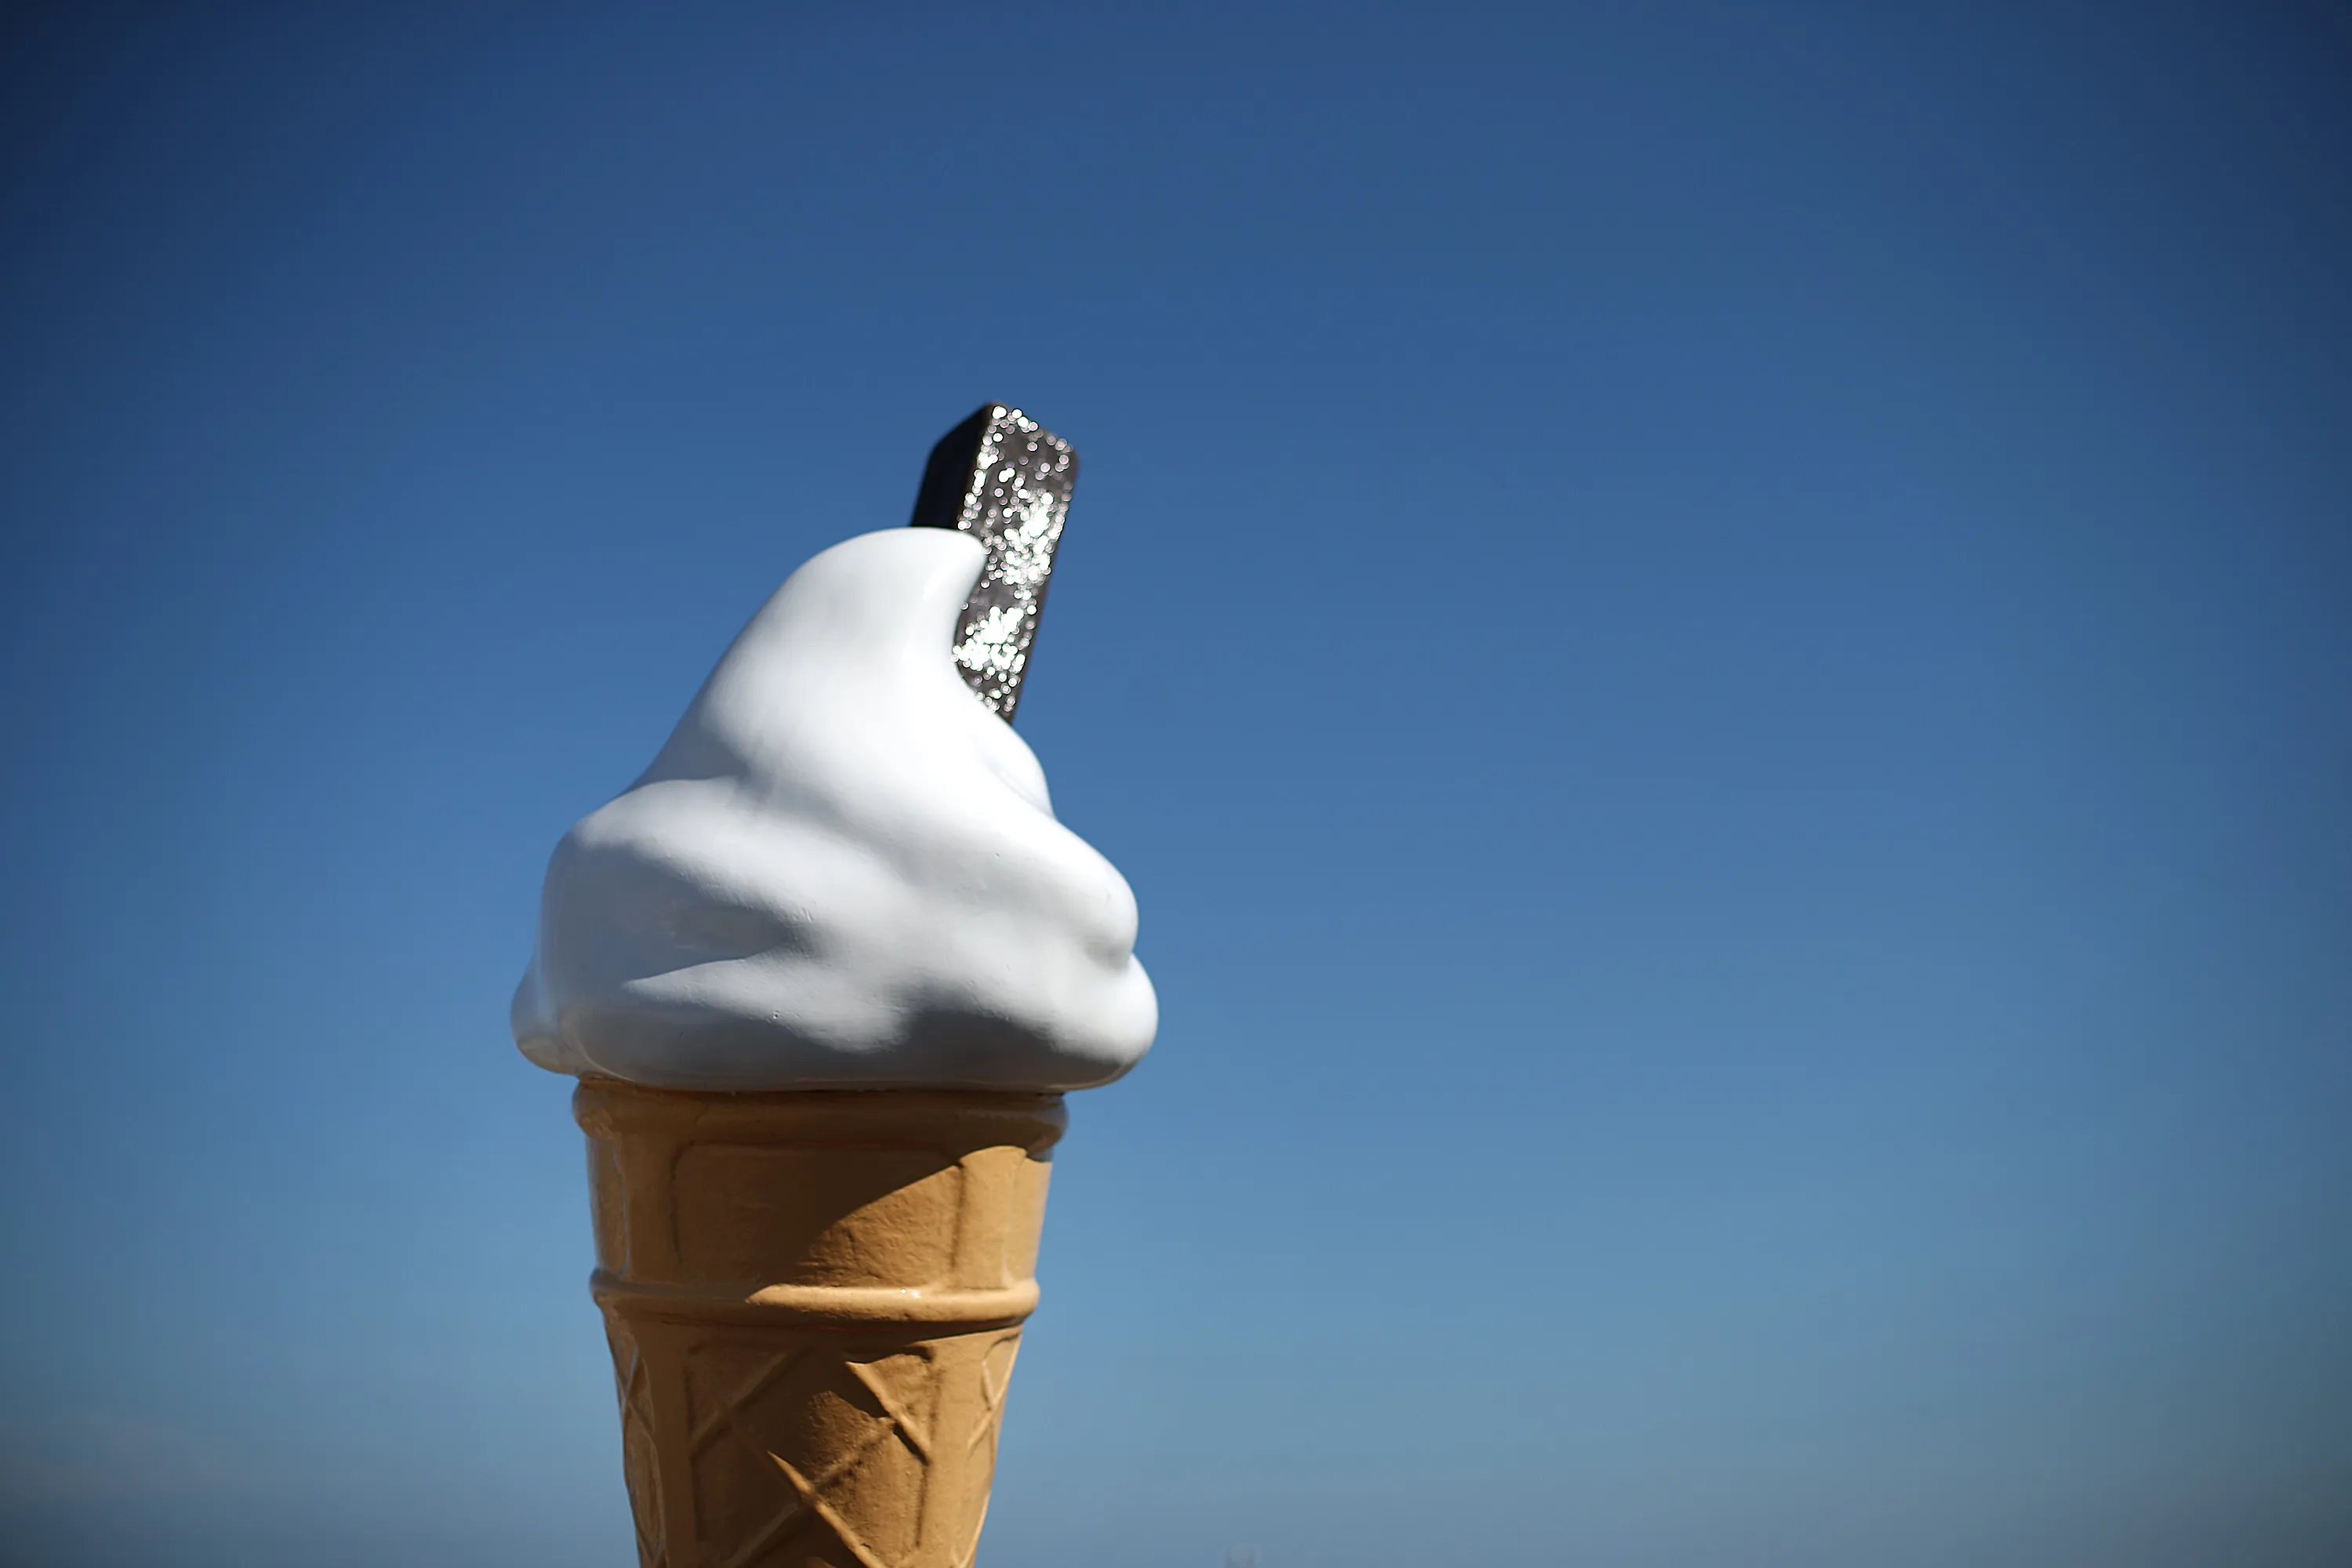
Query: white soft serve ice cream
513 527 1156 1091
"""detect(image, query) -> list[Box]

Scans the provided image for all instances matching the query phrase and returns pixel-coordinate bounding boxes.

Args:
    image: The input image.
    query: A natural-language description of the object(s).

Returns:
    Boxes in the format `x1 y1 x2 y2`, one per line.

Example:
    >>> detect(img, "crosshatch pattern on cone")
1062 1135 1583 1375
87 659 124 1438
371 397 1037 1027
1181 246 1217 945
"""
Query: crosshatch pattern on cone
576 1079 1066 1568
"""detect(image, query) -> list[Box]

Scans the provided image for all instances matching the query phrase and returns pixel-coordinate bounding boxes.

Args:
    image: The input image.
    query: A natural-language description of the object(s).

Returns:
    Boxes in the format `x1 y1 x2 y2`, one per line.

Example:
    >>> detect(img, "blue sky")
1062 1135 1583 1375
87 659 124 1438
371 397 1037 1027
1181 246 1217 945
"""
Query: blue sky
3 4 2347 1565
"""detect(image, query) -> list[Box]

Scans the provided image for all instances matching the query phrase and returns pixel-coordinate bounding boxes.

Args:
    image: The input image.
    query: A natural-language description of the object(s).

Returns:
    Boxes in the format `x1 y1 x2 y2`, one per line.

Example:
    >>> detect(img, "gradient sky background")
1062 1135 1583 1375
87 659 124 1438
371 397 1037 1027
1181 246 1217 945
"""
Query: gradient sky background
3 4 2347 1566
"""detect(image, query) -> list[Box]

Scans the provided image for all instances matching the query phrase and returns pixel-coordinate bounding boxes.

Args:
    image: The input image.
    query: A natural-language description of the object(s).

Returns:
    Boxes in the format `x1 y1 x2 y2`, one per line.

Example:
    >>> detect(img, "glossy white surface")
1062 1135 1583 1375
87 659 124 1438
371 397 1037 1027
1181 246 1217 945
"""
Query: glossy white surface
514 528 1156 1090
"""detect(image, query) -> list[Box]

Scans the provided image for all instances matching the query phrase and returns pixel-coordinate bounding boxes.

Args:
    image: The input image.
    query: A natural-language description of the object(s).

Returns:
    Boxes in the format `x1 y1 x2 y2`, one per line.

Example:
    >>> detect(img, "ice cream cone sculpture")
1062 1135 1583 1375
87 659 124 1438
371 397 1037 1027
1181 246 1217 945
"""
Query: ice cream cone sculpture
514 409 1152 1566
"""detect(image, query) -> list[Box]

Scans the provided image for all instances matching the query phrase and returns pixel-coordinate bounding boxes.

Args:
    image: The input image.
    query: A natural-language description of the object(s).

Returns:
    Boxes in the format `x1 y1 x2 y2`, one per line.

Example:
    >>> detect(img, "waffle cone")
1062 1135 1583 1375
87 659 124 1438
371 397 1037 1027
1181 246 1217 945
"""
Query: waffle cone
574 1077 1065 1568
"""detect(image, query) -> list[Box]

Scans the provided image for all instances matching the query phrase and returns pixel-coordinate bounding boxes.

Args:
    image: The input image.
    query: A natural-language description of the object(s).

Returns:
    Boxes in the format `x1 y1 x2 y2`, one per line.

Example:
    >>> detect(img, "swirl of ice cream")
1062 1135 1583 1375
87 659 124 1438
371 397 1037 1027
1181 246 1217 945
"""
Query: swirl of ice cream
512 527 1156 1091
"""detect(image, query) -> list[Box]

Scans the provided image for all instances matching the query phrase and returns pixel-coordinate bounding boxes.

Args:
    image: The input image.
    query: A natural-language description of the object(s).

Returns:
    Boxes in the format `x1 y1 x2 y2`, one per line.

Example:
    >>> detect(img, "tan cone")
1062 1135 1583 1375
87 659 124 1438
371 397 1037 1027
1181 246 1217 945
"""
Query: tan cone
574 1077 1066 1568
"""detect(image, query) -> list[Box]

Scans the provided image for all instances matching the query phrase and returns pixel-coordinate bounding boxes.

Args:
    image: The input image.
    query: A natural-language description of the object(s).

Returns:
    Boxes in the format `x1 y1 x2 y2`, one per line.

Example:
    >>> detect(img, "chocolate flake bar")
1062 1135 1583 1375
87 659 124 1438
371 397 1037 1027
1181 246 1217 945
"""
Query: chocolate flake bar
907 403 1077 723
